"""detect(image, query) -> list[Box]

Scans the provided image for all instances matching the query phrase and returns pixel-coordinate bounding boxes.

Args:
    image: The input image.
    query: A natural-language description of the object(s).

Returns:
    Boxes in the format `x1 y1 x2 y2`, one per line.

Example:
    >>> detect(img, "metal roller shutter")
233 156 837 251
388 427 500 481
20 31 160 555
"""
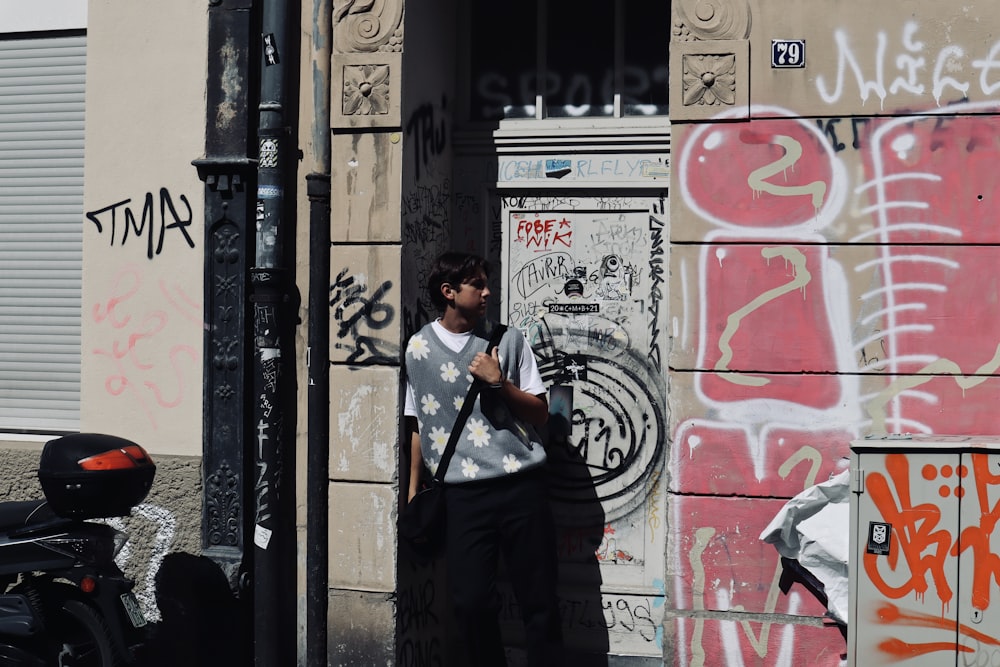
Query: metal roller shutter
0 33 85 432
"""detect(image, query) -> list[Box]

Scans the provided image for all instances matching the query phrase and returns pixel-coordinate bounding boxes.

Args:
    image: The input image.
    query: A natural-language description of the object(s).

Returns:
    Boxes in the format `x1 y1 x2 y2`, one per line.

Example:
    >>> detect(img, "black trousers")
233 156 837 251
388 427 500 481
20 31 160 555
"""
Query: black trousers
444 469 563 667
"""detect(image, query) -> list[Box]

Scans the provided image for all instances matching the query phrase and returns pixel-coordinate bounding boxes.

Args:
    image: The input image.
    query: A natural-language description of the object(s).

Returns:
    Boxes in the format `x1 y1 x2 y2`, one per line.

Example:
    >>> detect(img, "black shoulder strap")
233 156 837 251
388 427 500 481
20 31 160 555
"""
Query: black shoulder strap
434 324 507 482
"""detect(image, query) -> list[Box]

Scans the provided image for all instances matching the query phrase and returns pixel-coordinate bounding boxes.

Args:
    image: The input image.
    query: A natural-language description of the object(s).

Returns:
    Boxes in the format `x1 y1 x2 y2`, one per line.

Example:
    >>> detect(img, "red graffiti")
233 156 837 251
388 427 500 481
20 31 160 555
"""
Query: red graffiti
695 243 843 405
513 216 572 251
680 118 836 228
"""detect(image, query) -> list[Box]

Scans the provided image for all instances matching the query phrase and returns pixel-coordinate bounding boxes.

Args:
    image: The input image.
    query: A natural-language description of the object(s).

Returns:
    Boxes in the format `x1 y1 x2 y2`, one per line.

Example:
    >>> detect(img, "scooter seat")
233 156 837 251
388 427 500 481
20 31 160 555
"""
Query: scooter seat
0 500 59 531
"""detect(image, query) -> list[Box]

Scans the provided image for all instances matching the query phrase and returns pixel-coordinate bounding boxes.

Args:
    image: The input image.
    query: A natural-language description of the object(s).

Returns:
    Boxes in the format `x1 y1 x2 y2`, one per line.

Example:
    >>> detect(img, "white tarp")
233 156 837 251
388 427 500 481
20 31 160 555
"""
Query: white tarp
759 470 851 624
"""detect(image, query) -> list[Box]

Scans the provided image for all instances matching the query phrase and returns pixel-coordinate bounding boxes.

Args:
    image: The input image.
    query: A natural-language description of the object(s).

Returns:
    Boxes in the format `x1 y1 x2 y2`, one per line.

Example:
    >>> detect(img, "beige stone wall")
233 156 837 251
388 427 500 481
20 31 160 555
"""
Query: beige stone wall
1 0 208 608
672 0 999 121
326 0 409 662
0 0 217 624
80 0 207 458
748 1 997 116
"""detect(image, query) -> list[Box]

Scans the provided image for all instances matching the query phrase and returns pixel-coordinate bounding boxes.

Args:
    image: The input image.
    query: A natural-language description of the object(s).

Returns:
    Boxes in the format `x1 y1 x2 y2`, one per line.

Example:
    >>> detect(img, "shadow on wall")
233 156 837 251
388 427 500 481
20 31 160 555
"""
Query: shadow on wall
453 446 610 667
396 436 611 667
545 432 610 667
135 552 248 667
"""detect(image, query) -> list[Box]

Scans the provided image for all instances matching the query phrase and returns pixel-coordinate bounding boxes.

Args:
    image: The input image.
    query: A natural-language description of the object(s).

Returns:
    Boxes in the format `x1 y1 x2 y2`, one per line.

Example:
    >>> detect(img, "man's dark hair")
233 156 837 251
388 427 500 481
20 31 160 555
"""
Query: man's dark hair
428 251 490 310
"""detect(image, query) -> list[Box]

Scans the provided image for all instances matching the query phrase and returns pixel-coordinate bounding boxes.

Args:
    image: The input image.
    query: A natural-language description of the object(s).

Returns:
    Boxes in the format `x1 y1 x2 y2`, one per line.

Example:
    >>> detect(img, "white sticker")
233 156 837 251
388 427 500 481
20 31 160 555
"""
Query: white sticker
254 524 273 549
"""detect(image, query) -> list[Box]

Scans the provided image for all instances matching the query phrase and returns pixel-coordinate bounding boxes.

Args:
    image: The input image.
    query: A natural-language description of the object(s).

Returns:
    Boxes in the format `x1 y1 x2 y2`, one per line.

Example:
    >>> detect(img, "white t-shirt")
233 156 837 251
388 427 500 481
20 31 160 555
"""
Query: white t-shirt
403 320 546 418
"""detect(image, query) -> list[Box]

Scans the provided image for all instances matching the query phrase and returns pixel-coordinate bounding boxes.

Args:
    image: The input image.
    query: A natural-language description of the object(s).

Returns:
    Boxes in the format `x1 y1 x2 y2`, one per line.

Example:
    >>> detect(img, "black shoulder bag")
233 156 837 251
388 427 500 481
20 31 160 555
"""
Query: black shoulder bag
398 324 507 563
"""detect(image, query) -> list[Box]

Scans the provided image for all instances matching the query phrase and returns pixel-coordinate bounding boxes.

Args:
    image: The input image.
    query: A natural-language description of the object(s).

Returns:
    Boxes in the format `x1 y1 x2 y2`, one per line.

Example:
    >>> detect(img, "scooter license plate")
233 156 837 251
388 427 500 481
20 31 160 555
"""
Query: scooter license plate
120 592 147 628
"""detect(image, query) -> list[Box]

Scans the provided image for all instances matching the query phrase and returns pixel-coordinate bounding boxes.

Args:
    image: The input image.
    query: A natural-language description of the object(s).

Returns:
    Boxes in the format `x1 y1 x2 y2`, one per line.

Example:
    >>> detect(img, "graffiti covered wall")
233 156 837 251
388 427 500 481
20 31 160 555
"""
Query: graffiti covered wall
671 2 1000 665
503 197 670 660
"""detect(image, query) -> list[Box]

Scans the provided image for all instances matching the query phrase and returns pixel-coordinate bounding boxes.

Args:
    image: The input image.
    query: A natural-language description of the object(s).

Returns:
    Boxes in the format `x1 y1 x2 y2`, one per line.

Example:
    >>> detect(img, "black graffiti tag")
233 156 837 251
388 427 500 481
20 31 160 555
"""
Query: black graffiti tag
647 214 665 370
405 98 448 181
329 268 397 364
86 188 196 259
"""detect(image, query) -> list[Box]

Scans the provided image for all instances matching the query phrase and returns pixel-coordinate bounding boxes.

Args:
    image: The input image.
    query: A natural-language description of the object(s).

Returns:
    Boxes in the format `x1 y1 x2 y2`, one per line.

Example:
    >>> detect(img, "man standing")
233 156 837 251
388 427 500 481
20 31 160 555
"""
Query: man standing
403 251 563 666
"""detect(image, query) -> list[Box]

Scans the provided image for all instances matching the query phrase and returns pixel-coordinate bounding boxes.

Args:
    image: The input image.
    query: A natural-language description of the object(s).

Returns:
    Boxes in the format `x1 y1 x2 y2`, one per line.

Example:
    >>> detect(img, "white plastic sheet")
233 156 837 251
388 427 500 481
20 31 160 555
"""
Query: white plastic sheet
759 470 851 624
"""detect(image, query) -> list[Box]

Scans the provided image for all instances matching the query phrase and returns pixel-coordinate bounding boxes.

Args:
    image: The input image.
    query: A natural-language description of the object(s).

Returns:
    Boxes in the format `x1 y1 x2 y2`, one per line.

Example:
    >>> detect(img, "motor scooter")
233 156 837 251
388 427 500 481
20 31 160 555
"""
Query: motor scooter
0 433 156 666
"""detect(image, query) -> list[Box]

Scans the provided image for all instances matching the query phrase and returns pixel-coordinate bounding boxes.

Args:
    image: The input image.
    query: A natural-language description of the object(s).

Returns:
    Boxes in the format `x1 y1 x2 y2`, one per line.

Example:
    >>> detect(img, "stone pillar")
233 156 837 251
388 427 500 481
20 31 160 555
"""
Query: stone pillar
327 1 405 663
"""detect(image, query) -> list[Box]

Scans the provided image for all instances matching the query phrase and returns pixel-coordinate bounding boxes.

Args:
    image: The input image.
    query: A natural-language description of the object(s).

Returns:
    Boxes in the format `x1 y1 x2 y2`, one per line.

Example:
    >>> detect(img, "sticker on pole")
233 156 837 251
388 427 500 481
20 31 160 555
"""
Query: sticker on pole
263 34 280 66
255 524 273 550
867 521 892 555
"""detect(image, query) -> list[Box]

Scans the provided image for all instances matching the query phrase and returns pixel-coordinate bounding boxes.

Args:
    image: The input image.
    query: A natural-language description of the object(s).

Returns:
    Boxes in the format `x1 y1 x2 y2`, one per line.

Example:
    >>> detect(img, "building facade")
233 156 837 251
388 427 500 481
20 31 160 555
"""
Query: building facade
0 0 207 627
2 0 1000 665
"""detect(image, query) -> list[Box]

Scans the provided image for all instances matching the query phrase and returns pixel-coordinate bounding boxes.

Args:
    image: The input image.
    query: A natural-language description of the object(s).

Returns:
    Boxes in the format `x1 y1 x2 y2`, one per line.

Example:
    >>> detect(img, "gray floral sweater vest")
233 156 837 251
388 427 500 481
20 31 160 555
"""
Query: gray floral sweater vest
405 322 547 484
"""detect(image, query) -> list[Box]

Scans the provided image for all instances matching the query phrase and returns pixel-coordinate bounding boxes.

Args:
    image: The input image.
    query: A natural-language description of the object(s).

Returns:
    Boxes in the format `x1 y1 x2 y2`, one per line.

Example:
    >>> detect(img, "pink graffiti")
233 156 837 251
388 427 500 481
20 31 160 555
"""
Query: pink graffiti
91 265 201 428
671 102 1000 666
860 114 1000 387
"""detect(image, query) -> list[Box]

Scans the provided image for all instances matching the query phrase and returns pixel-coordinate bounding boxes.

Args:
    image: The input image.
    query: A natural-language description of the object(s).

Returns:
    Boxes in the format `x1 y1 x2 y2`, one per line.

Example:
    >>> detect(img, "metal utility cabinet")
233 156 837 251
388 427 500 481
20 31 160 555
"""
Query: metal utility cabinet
849 435 1000 666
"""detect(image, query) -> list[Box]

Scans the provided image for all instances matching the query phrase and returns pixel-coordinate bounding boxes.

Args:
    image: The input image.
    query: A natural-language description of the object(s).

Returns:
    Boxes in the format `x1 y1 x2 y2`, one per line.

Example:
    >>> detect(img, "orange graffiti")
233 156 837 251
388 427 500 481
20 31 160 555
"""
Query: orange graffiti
595 524 635 564
867 453 1000 615
951 453 1000 611
864 453 954 608
875 602 1000 658
877 638 971 661
867 453 1000 660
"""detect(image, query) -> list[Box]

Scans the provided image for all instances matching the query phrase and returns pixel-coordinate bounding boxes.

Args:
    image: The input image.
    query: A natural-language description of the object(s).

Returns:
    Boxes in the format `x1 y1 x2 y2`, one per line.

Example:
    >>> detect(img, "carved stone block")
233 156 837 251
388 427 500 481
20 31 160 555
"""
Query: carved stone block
670 39 750 121
672 0 751 41
332 0 403 54
331 52 402 129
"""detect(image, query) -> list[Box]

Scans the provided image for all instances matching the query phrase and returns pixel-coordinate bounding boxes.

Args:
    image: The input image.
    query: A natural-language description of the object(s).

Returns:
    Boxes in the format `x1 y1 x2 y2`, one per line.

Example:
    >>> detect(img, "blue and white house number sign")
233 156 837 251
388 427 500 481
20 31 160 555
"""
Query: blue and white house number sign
772 39 806 68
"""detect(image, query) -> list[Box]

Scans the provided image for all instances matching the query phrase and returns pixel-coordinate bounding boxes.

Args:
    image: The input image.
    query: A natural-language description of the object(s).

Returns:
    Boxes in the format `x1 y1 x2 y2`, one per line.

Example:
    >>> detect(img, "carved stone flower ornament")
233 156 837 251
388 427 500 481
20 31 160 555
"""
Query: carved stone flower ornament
682 54 736 106
342 64 390 115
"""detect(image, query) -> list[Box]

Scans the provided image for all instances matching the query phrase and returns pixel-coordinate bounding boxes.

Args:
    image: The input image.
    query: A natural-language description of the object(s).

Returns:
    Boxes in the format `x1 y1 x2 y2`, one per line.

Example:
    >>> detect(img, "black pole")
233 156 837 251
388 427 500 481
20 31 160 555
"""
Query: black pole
305 172 330 667
252 0 294 663
305 0 331 662
195 0 256 598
